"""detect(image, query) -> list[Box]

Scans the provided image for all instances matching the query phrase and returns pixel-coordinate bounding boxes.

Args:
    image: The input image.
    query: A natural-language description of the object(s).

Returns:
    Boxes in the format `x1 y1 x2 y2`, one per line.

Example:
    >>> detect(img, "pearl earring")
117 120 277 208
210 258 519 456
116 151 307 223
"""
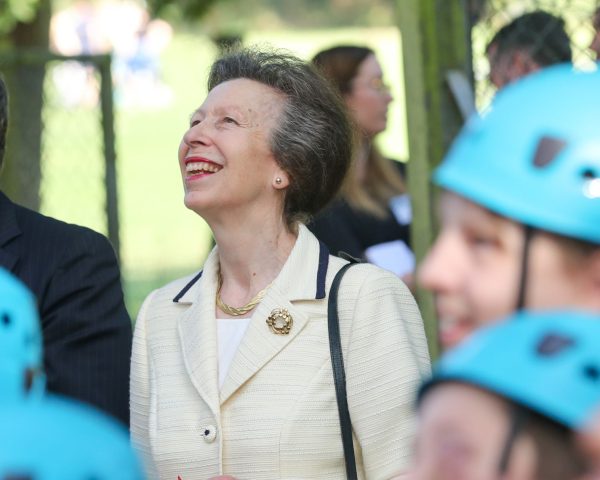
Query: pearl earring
275 177 282 185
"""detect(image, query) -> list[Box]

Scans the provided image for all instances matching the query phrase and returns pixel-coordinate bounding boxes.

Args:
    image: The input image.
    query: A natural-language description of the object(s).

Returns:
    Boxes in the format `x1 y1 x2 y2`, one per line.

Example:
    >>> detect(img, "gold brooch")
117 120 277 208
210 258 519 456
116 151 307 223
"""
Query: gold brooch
266 308 293 335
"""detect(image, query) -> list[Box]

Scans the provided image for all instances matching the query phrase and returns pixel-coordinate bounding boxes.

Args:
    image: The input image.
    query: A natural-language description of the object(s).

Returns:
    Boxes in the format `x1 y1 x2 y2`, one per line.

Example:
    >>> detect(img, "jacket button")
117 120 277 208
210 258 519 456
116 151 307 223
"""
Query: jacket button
202 425 217 443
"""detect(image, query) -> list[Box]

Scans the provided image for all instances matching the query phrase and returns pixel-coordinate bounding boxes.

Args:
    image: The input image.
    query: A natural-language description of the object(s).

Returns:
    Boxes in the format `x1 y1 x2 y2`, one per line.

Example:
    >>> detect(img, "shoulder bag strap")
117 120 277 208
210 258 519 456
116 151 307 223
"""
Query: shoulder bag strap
328 260 359 480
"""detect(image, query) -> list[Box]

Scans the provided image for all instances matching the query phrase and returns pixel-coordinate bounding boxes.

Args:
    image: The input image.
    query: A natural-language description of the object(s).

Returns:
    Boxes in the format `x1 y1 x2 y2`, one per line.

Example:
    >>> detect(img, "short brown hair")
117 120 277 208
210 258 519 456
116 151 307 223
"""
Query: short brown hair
487 10 572 67
208 47 353 227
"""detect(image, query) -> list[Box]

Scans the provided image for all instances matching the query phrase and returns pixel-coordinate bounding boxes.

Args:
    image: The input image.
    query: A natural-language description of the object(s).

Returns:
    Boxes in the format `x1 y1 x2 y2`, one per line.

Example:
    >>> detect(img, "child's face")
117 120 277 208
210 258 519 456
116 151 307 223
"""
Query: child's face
413 383 536 480
419 192 587 349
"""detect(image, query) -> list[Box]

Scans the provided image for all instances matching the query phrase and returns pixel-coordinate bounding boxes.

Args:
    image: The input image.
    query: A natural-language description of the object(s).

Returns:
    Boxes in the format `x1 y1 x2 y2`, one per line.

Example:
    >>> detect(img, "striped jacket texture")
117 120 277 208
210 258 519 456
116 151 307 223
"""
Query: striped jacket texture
131 225 430 479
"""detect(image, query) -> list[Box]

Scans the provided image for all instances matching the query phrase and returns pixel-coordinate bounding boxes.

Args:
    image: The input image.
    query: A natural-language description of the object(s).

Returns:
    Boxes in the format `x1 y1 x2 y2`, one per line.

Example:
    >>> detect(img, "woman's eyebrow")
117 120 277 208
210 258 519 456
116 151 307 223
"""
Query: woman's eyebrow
189 108 203 120
214 104 248 118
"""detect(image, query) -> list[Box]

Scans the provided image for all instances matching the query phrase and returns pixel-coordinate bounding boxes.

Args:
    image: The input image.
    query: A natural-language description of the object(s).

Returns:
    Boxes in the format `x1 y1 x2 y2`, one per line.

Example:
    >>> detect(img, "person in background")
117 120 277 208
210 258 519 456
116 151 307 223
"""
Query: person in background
0 267 143 479
590 6 600 60
413 310 599 480
0 75 131 425
308 45 414 282
130 47 430 479
418 64 600 350
486 10 572 90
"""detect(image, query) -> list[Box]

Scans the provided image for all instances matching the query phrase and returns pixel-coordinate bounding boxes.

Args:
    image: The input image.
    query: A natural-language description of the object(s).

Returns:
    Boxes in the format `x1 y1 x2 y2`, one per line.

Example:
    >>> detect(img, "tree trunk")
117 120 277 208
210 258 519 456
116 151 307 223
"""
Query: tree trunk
1 0 51 211
396 0 472 359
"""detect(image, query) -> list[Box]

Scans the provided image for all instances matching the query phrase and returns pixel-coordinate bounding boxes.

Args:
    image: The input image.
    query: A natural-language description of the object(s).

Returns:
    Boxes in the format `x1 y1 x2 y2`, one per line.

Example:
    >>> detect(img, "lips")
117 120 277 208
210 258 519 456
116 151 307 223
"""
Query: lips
184 157 222 178
439 318 475 350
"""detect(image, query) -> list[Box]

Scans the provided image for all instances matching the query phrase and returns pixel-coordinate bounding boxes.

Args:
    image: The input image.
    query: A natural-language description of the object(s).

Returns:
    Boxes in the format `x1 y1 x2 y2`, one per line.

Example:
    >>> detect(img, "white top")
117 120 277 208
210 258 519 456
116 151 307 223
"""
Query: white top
216 318 251 388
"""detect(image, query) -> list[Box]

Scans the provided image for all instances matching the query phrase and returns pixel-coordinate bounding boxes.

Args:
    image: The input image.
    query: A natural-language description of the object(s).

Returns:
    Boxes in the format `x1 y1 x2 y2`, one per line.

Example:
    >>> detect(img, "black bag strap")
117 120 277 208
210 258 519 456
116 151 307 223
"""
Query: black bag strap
328 259 359 480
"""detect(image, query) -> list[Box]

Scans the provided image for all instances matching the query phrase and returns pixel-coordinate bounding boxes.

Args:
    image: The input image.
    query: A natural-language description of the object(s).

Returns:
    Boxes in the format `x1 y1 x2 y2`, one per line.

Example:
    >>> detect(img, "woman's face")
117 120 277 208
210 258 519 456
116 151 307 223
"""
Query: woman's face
178 78 287 219
418 192 589 350
344 54 392 138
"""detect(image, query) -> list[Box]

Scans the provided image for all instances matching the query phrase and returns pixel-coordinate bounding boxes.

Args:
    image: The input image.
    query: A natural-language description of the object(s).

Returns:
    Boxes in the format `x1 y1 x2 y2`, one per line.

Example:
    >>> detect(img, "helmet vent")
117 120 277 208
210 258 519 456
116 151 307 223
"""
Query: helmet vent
1 312 10 326
583 364 600 382
582 169 597 179
536 333 574 356
532 136 566 168
582 169 600 199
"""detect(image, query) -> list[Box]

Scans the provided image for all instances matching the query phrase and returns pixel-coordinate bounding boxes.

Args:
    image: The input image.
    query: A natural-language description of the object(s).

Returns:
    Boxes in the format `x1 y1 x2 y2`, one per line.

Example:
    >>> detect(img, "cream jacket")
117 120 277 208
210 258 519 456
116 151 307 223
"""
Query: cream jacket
131 225 430 480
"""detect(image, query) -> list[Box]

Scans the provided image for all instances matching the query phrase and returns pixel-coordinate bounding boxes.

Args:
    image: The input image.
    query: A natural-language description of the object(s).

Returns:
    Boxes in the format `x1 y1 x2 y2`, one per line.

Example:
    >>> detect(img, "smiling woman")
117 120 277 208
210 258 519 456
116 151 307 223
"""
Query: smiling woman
130 47 430 480
179 78 287 220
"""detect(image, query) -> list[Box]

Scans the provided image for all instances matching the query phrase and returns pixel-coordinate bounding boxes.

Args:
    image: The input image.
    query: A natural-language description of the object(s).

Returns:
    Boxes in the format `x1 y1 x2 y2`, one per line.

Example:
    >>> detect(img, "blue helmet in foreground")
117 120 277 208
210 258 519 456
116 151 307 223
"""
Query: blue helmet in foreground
0 395 144 479
435 64 600 244
0 268 44 400
419 310 600 429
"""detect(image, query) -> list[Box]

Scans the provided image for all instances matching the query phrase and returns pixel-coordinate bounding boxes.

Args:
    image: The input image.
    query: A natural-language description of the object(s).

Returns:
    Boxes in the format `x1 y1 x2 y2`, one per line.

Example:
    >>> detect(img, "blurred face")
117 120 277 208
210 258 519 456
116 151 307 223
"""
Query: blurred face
419 192 590 349
345 54 392 138
413 383 536 480
578 411 600 479
590 13 600 60
487 45 540 90
178 79 287 219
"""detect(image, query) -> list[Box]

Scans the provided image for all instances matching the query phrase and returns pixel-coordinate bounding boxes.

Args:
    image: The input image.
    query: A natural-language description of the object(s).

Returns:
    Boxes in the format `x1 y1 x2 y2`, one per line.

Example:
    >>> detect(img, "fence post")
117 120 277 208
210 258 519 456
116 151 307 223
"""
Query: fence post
98 55 121 262
396 0 472 360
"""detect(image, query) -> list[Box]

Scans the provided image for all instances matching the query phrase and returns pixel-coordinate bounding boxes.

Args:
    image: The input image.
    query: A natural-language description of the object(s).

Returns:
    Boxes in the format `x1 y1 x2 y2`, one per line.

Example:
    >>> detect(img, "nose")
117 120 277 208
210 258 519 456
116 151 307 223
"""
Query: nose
182 121 212 148
418 233 463 294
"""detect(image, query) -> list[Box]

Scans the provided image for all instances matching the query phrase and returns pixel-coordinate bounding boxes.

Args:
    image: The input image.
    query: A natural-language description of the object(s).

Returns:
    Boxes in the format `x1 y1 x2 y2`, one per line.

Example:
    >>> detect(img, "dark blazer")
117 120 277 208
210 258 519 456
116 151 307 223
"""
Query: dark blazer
308 160 411 260
0 192 132 425
308 198 411 259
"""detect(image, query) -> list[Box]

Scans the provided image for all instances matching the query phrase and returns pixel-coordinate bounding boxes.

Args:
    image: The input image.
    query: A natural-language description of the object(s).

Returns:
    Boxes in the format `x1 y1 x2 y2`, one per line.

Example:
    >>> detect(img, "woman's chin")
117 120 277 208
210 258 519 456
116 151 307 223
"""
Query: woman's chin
183 193 212 215
361 124 386 138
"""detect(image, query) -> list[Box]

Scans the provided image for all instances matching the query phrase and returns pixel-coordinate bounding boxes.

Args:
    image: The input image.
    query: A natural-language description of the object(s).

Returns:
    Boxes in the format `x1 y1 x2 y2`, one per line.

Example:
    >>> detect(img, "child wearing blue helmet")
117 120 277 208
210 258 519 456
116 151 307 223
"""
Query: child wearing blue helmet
413 310 600 480
0 268 144 479
0 267 44 400
419 64 600 349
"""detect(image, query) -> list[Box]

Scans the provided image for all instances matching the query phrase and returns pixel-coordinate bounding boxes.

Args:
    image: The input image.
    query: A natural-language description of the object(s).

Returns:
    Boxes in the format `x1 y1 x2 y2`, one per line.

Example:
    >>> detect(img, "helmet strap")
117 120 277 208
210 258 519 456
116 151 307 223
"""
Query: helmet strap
497 405 529 475
516 226 534 310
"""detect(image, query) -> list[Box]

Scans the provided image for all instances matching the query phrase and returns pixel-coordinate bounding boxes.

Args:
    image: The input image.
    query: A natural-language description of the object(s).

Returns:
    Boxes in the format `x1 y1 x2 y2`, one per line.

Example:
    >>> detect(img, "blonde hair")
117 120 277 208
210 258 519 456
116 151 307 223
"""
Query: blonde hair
343 143 406 218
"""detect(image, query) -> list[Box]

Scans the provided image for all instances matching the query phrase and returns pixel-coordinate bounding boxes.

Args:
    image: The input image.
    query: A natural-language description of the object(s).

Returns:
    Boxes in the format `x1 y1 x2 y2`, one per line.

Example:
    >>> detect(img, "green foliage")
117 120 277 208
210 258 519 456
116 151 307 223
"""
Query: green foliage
147 0 395 34
145 0 225 22
0 0 41 34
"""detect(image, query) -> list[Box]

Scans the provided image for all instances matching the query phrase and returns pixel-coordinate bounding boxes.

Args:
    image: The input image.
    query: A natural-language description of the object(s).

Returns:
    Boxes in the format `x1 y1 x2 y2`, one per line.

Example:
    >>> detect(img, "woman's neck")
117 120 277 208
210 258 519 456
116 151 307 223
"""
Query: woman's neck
355 138 372 183
212 216 297 310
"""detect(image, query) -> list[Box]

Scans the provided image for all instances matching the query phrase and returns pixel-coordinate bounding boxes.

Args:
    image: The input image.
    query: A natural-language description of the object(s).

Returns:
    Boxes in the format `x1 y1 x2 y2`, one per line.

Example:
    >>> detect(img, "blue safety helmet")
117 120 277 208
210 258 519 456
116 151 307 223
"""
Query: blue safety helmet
435 64 600 244
0 268 44 401
419 310 600 429
0 394 144 479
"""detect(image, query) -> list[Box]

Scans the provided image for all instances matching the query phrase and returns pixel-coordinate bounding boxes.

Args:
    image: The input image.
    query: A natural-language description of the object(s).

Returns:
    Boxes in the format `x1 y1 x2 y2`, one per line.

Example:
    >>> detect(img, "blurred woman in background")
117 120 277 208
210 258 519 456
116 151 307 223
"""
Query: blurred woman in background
309 45 414 281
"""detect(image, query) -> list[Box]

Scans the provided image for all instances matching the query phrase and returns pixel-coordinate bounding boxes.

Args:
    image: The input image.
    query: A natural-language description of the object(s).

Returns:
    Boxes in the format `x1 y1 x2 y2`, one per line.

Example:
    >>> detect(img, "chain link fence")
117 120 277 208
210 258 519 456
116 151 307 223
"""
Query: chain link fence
0 52 120 259
469 0 598 109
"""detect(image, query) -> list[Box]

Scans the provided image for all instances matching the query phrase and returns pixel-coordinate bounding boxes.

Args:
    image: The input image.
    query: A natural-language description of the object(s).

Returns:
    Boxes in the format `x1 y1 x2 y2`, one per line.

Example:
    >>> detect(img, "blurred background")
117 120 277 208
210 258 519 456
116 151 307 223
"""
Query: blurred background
0 0 597 355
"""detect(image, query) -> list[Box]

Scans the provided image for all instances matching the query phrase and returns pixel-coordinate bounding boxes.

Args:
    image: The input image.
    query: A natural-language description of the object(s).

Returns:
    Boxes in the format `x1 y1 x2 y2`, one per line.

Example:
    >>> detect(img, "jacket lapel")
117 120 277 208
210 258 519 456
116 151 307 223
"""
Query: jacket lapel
219 286 309 404
176 250 221 419
219 225 328 404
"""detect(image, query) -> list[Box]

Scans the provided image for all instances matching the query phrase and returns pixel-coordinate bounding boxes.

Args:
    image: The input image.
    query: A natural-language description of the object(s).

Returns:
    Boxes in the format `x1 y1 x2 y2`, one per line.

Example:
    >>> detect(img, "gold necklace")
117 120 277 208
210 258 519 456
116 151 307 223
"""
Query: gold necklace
216 269 270 316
